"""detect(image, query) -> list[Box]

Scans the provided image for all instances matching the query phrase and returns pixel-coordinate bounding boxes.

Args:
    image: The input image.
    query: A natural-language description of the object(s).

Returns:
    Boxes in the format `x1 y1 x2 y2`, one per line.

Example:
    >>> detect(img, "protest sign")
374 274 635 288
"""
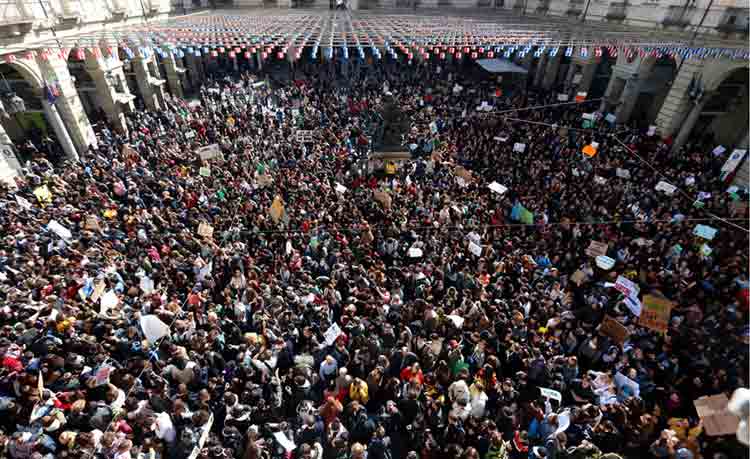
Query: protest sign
654 181 677 195
693 394 739 436
582 144 597 157
199 166 211 177
185 131 196 140
624 295 642 317
197 222 214 239
296 130 314 142
639 294 674 332
95 365 112 386
513 143 526 153
582 113 596 121
270 196 285 224
693 224 718 240
712 145 726 156
594 175 607 185
494 135 509 142
557 93 569 102
324 323 342 346
15 195 32 210
196 144 223 161
33 185 52 204
373 190 392 209
575 91 587 102
100 290 119 315
595 255 615 270
604 113 616 124
488 182 508 194
335 183 347 194
614 275 639 298
273 431 296 453
140 314 170 344
647 125 656 136
614 372 640 398
84 216 100 231
539 387 563 402
446 314 465 328
47 220 72 241
616 168 630 179
585 240 608 258
601 315 629 345
468 241 482 257
407 247 423 258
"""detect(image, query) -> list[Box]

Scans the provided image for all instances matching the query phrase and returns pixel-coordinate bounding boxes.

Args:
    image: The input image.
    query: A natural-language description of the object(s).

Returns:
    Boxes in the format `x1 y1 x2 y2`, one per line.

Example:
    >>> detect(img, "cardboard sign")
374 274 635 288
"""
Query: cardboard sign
639 294 674 332
269 196 285 224
693 394 739 436
324 323 342 346
197 222 214 239
196 144 223 161
655 181 677 195
539 387 563 402
585 240 608 258
373 190 392 209
614 275 639 298
488 182 508 194
84 216 100 231
513 143 526 153
601 315 629 345
693 224 718 240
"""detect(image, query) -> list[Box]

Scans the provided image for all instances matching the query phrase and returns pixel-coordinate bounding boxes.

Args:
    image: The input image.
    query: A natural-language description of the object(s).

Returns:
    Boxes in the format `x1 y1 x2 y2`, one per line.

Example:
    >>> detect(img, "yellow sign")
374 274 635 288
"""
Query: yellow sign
385 161 397 175
269 196 285 223
33 185 52 204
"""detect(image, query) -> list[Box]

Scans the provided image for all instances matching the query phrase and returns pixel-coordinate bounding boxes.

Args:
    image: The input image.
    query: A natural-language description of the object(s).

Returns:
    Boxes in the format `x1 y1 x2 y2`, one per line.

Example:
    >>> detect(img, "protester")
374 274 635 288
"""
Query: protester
0 57 747 459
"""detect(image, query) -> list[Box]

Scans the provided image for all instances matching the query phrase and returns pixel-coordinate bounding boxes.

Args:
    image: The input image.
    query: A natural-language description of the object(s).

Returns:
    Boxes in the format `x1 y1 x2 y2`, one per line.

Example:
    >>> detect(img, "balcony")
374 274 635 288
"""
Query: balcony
0 19 34 39
605 2 628 21
662 5 693 28
566 0 583 16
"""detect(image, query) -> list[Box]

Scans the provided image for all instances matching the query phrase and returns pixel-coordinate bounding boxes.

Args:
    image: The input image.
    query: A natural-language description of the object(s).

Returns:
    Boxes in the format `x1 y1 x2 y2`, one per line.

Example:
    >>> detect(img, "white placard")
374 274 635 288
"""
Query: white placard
494 136 509 142
614 275 639 298
539 387 563 402
47 220 72 241
647 125 656 137
408 247 423 258
468 241 482 257
273 431 296 453
140 314 171 344
324 323 342 346
15 195 32 210
605 113 616 124
196 144 223 161
557 93 569 102
100 290 119 315
595 255 615 270
488 182 508 194
624 295 642 317
513 143 526 153
712 145 726 156
334 183 347 193
616 168 630 179
655 181 677 195
446 314 465 328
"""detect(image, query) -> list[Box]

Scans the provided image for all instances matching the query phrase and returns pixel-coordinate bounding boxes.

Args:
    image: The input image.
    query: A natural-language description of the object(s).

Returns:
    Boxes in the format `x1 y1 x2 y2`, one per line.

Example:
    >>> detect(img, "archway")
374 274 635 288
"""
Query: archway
630 56 676 125
695 67 749 147
0 62 71 162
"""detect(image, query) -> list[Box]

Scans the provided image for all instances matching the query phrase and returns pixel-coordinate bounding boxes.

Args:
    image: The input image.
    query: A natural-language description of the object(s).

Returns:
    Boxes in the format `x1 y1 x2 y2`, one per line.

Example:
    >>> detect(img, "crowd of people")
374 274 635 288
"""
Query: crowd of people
0 56 748 459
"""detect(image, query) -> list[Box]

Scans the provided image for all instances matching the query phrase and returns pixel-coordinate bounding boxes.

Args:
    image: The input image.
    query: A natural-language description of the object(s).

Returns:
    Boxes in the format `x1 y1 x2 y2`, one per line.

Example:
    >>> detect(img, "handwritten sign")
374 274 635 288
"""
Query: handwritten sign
614 275 639 298
601 315 629 345
585 240 608 258
324 323 342 346
694 394 739 436
639 294 674 333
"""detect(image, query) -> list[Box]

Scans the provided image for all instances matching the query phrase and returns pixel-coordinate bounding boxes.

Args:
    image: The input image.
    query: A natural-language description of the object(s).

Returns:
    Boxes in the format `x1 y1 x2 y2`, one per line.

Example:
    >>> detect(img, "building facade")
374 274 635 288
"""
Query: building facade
0 1 747 186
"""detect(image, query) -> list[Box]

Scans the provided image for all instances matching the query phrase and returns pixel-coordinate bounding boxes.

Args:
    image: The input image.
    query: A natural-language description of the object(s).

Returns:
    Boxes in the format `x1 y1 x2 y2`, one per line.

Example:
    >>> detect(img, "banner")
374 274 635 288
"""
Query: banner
639 294 674 332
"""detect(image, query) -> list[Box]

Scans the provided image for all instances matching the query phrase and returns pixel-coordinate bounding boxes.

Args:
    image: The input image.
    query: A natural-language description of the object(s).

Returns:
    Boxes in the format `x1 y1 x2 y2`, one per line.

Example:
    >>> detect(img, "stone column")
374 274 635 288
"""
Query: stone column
614 77 642 124
185 53 204 89
542 53 561 90
672 95 710 152
578 58 599 94
42 100 78 160
533 53 547 87
36 52 97 154
132 56 162 111
162 52 185 99
85 49 133 134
